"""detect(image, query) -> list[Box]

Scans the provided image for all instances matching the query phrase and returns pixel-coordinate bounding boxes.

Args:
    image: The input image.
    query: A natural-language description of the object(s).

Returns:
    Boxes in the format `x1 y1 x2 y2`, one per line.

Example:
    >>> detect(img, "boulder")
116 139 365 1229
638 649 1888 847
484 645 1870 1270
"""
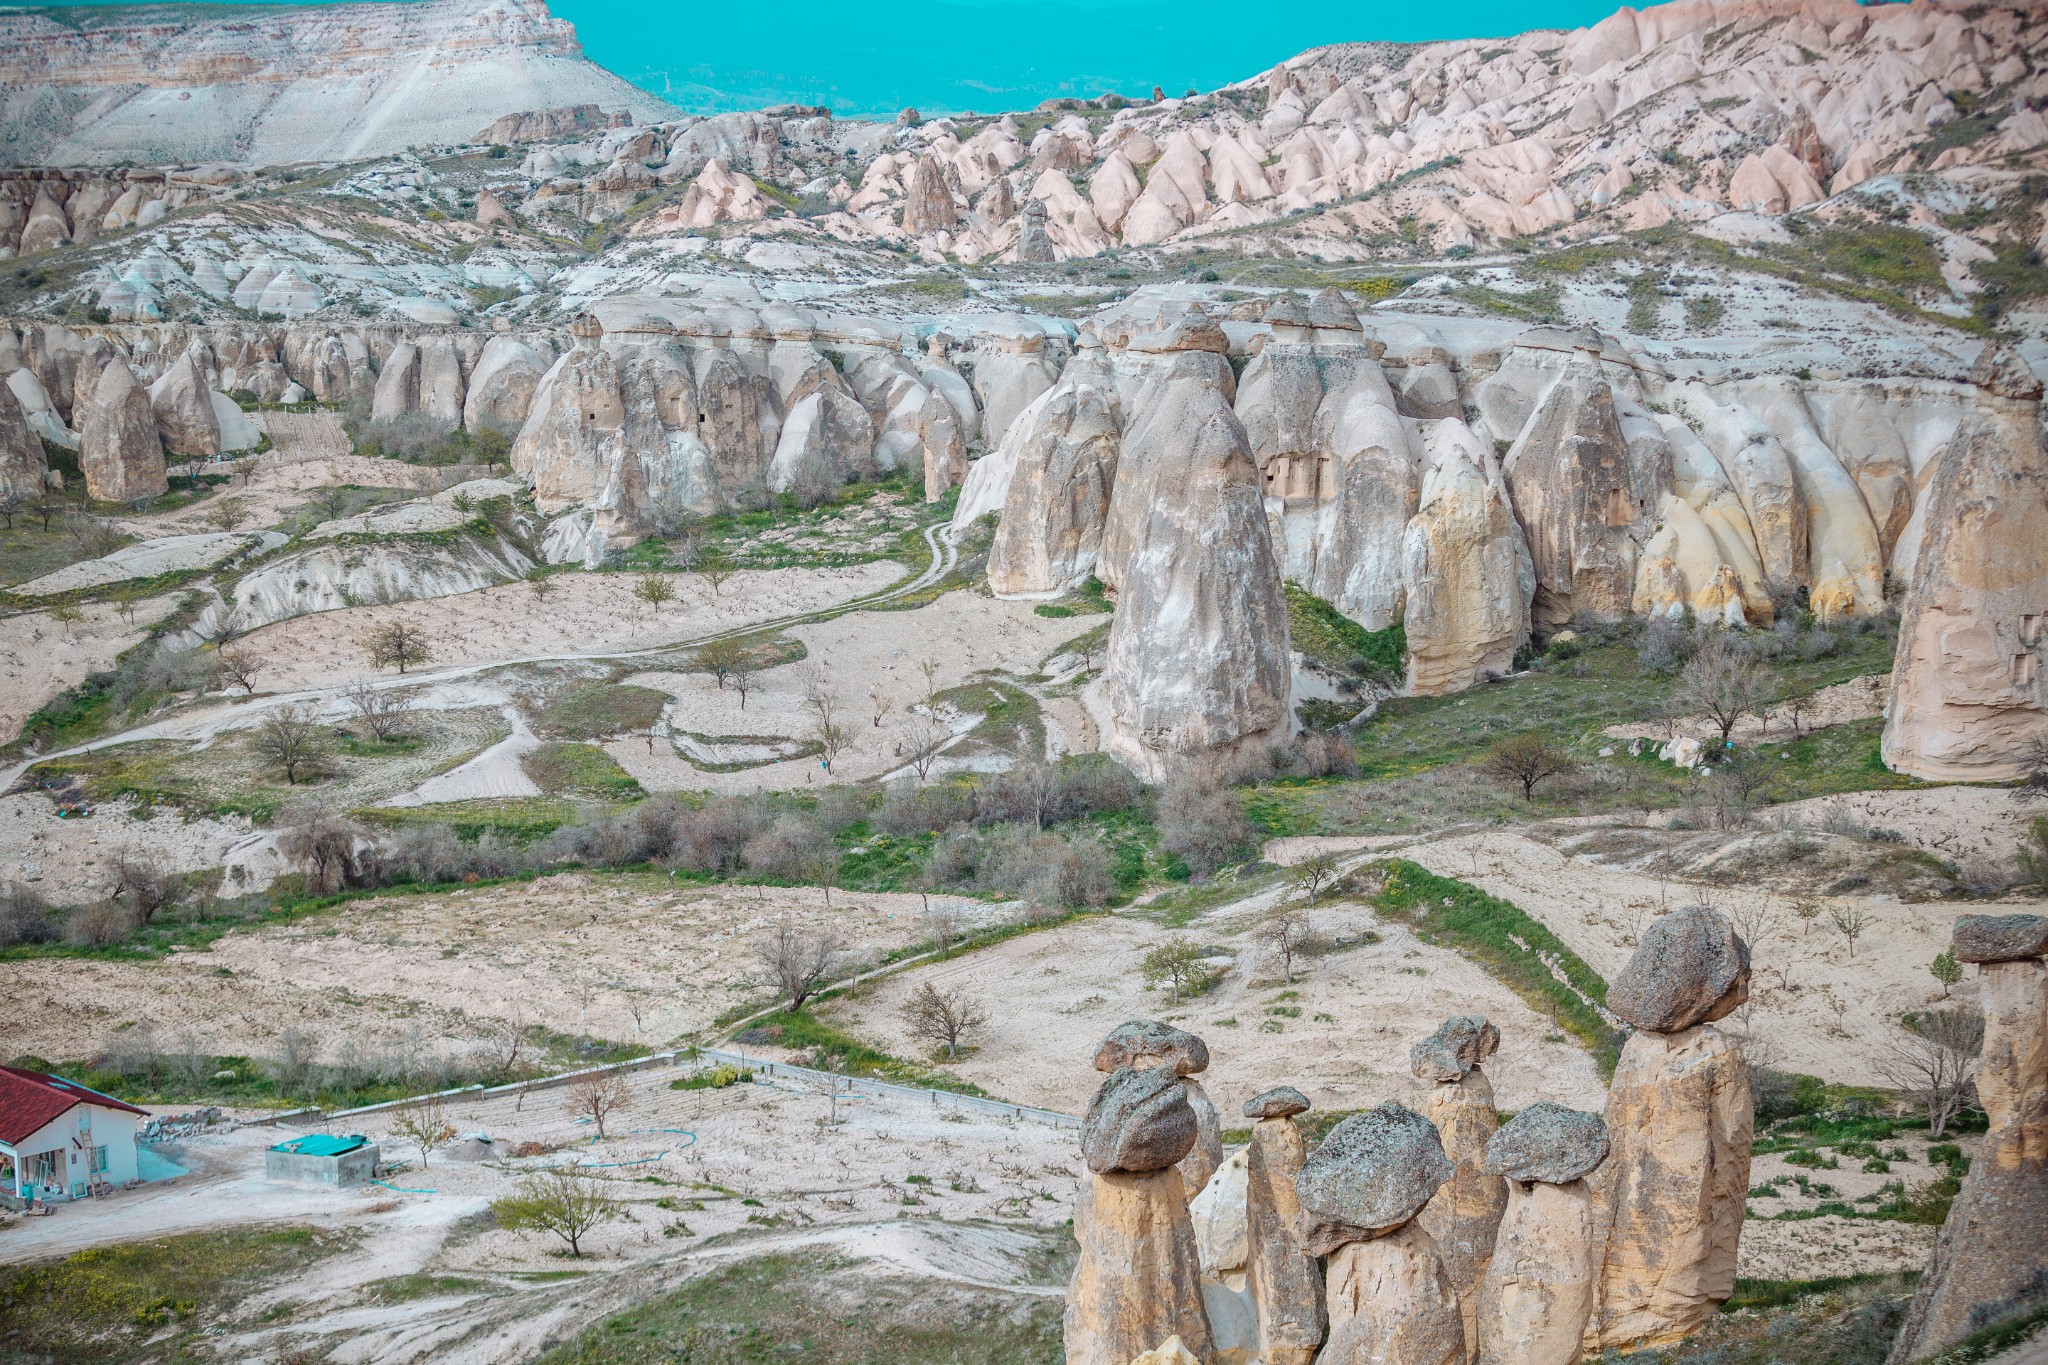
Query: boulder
1882 342 2048 782
1083 1066 1199 1175
1482 1104 1609 1185
1606 906 1751 1033
78 360 167 503
1953 914 2048 964
1101 362 1291 781
1095 1020 1211 1076
1886 938 2048 1362
1245 1093 1325 1365
1067 1166 1215 1364
987 351 1120 594
1409 1016 1501 1084
1324 1223 1467 1365
1299 1103 1456 1257
1586 1023 1751 1351
147 353 221 458
0 377 48 501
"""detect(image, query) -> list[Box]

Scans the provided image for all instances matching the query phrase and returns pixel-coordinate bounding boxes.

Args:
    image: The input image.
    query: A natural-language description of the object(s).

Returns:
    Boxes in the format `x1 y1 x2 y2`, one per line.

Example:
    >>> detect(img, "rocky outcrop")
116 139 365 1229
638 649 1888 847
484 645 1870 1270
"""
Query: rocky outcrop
1068 1050 1215 1365
1403 421 1531 695
1411 1018 1507 1359
0 376 49 501
1242 1086 1324 1365
146 352 220 458
1102 358 1291 781
1588 907 1753 1353
1887 914 2048 1363
463 336 550 433
1475 1104 1609 1365
1092 1021 1223 1201
987 345 1120 596
1304 1104 1464 1365
1883 344 2048 782
78 360 166 503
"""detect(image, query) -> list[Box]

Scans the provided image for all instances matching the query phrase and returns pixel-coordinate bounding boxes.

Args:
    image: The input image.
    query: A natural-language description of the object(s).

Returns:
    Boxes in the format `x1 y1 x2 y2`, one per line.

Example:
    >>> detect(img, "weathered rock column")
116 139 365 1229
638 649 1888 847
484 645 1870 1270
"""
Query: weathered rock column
79 359 167 503
1588 906 1753 1352
1242 1086 1325 1365
1066 1063 1215 1365
1300 1103 1464 1365
1411 1016 1508 1359
1094 1019 1224 1201
1475 1103 1609 1365
1888 914 2048 1363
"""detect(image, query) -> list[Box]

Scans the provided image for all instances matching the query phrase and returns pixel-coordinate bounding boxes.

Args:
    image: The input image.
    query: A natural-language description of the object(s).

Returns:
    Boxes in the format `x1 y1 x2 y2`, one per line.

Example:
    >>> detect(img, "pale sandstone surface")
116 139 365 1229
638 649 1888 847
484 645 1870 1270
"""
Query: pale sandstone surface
1066 1168 1215 1365
0 594 179 744
1322 1224 1466 1365
1475 1179 1599 1365
79 359 168 503
1416 1070 1506 1360
1244 1111 1326 1365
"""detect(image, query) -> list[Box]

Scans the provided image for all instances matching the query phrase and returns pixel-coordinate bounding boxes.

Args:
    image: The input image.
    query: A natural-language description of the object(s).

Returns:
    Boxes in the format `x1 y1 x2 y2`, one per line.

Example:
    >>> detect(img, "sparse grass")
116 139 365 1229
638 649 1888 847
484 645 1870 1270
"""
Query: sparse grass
362 1272 489 1303
1285 584 1405 680
531 684 668 741
522 741 645 801
1451 280 1563 323
532 1251 1064 1364
740 1010 989 1097
0 1226 350 1361
353 795 584 842
1610 1270 1917 1364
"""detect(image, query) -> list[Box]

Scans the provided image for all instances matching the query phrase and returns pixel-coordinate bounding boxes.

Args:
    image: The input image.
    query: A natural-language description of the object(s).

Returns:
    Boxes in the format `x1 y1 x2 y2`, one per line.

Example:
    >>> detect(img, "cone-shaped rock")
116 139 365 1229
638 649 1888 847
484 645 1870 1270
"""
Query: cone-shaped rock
1475 1106 1608 1365
0 378 47 501
1243 1089 1324 1365
147 353 221 458
988 350 1120 594
79 360 167 503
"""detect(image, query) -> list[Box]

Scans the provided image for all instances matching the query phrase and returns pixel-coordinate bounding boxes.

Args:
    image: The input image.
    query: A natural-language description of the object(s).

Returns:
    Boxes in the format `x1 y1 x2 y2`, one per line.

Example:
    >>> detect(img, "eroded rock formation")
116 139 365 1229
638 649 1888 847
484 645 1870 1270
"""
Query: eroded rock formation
1475 1104 1609 1365
1410 1017 1508 1358
1242 1086 1325 1365
1888 914 2048 1363
78 359 166 502
1093 1020 1224 1201
1883 344 2048 781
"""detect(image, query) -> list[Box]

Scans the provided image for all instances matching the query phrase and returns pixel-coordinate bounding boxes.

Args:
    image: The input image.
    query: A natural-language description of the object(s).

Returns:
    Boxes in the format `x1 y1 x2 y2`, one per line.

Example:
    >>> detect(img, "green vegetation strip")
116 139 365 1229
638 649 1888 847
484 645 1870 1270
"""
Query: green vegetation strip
1367 859 1621 1074
742 1009 989 1097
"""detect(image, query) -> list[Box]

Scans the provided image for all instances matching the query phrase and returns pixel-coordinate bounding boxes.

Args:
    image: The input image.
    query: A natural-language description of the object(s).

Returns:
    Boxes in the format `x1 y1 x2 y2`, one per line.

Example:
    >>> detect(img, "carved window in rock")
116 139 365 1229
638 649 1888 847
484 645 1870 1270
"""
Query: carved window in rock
2022 614 2045 648
2018 653 2040 690
1603 486 1633 527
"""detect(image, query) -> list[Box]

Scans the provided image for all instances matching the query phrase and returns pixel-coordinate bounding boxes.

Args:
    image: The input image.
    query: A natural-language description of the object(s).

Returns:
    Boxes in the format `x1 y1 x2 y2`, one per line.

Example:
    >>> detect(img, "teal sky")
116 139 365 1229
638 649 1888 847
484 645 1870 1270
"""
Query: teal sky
50 0 1643 119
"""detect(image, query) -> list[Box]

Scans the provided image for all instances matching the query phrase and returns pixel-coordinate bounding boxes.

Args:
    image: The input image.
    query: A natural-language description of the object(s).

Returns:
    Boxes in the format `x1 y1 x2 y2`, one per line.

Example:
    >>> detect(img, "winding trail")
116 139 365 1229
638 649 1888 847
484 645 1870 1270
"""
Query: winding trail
2 522 959 792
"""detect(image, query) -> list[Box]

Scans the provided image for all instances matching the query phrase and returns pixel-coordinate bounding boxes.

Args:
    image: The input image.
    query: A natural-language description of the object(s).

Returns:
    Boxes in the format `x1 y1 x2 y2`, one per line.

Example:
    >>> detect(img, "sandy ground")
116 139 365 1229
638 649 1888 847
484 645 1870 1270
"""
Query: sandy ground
128 427 431 541
823 892 1606 1120
390 709 540 805
609 591 1099 795
0 594 184 744
16 532 275 595
1766 783 2048 870
0 870 998 1066
1604 672 1890 745
1400 829 1992 1087
0 793 265 904
0 1061 1077 1365
238 563 903 693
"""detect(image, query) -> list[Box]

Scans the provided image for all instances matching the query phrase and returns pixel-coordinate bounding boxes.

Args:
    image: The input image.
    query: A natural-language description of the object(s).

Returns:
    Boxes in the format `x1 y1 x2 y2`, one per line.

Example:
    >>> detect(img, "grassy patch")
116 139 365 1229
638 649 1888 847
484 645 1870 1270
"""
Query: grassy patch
352 796 585 842
533 1251 1063 1364
0 1226 349 1361
1451 280 1563 323
1367 859 1622 1074
523 742 645 801
362 1273 488 1303
27 741 287 822
1618 1270 1917 1364
1285 583 1405 680
532 684 668 740
745 1009 989 1096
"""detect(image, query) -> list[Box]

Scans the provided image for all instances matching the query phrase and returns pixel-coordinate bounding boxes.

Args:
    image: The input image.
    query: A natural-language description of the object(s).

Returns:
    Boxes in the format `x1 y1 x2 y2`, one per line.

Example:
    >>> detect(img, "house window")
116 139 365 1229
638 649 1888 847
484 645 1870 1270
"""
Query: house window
91 1146 109 1175
27 1151 59 1189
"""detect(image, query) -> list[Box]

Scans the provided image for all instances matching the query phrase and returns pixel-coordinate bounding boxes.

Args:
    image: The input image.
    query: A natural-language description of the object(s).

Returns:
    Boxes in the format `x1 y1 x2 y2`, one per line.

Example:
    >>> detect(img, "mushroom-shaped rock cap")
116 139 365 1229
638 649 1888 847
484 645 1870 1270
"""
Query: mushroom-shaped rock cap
568 313 604 341
1095 1020 1210 1076
1608 905 1750 1032
1082 1065 1199 1174
1129 312 1229 355
1308 287 1362 332
1972 341 2043 402
1409 1015 1501 1083
1954 914 2048 964
1483 1102 1609 1184
1261 295 1311 328
1244 1085 1312 1120
1297 1103 1453 1244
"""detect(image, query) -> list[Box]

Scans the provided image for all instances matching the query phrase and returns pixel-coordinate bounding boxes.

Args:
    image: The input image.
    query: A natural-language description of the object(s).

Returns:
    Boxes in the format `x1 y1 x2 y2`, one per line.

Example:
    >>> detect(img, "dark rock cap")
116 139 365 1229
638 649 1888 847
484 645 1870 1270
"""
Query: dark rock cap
1261 295 1311 328
1244 1085 1312 1120
1095 1020 1210 1076
1953 914 2048 965
1483 1102 1608 1184
1296 1103 1453 1253
1307 287 1362 332
1972 342 2043 403
1608 905 1750 1032
1081 1065 1198 1175
1410 1016 1501 1083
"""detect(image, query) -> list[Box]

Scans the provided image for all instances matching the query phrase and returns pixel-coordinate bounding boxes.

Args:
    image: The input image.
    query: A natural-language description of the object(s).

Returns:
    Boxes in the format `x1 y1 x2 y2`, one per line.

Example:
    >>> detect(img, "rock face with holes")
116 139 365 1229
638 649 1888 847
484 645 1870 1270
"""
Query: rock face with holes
1587 907 1753 1353
1887 915 2048 1364
78 358 167 503
1241 1087 1325 1365
1411 1018 1508 1360
1067 1052 1215 1365
1101 357 1291 782
1882 343 2048 782
1301 1104 1464 1365
1475 1104 1609 1365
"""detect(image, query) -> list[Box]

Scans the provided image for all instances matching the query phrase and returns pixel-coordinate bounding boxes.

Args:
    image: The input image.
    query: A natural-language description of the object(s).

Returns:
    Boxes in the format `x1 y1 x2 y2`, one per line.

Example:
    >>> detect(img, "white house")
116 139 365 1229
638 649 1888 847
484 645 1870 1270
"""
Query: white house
0 1066 145 1205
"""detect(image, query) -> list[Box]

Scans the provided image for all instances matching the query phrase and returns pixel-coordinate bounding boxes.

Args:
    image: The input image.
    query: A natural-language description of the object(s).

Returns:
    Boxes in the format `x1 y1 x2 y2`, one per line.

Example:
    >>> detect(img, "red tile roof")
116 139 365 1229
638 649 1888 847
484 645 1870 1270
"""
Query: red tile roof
0 1067 146 1146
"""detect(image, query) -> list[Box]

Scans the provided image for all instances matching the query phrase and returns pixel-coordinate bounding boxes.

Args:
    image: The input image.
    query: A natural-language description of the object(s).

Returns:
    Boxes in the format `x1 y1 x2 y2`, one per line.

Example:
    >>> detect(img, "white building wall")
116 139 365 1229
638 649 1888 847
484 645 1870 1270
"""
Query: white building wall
2 1104 140 1199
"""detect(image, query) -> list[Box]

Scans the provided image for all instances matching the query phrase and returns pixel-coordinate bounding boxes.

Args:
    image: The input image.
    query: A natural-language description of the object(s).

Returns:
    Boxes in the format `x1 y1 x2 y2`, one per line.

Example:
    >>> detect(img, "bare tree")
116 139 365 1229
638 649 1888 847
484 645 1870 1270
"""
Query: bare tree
526 568 556 604
202 496 249 533
1288 852 1339 906
391 1095 456 1168
1483 733 1578 802
112 849 171 924
813 717 850 776
252 704 328 785
1728 897 1784 960
344 678 413 741
566 1071 633 1140
915 657 943 709
897 981 988 1059
868 687 894 729
756 921 843 1013
921 901 965 954
216 645 265 695
729 652 760 710
1874 1008 1983 1139
492 1169 622 1257
1791 894 1825 937
278 803 365 895
1256 904 1314 983
1677 635 1769 745
363 619 433 675
1828 902 1873 959
0 491 22 530
903 709 948 783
